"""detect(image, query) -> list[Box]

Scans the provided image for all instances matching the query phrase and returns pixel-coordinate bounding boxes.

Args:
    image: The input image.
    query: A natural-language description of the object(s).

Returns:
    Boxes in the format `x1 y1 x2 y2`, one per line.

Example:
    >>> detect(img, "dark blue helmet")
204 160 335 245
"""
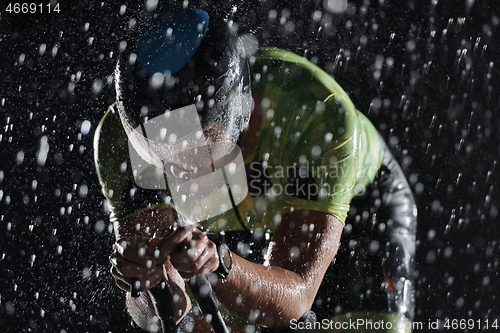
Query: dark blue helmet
115 8 252 145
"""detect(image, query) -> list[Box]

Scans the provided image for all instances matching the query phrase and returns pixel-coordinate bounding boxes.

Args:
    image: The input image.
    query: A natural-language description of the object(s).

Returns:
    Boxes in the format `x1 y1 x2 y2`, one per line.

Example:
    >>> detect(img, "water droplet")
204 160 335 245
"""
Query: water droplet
39 44 46 56
145 0 158 11
37 136 49 166
323 0 348 13
92 79 103 94
80 120 91 135
16 151 25 164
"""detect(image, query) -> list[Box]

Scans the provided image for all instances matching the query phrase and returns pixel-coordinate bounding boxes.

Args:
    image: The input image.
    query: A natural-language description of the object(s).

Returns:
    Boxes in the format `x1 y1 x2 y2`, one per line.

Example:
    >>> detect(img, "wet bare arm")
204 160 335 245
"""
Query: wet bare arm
213 209 343 328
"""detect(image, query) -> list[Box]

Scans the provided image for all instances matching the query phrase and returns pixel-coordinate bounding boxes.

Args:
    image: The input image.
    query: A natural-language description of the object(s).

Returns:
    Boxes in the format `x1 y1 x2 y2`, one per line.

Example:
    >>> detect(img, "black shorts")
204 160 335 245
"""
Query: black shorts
311 136 417 322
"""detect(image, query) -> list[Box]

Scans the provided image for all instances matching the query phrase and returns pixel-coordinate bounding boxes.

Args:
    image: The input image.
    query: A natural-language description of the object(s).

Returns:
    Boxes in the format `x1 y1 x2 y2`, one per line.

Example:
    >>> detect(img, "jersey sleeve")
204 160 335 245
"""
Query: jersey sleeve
254 48 371 224
280 90 360 224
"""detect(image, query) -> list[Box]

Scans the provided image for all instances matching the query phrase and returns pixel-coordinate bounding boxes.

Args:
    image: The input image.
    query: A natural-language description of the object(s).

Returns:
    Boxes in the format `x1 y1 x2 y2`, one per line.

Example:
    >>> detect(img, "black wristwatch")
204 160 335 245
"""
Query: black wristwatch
214 242 232 279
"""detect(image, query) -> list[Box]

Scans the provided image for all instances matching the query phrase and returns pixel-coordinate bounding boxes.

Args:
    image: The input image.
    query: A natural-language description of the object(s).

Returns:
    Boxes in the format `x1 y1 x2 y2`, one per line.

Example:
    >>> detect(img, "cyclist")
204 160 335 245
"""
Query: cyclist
95 7 417 333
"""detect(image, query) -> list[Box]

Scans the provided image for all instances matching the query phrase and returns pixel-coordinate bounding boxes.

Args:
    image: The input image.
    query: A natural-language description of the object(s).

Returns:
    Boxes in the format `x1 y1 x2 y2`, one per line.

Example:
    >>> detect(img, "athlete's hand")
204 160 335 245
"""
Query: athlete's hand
110 225 219 289
163 225 219 280
109 236 169 293
109 235 192 323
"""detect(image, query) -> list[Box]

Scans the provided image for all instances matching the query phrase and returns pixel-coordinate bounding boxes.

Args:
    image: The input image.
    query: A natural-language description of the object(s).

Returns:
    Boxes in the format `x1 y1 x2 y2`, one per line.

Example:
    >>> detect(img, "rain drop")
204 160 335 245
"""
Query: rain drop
37 136 49 166
289 246 300 261
39 44 46 56
80 120 91 135
92 79 103 95
145 0 158 11
323 0 348 13
16 151 25 165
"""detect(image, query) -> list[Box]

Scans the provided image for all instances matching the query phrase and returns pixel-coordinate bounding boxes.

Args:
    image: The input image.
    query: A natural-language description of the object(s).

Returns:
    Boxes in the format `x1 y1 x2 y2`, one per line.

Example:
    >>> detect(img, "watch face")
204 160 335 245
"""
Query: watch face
215 243 232 279
220 244 232 269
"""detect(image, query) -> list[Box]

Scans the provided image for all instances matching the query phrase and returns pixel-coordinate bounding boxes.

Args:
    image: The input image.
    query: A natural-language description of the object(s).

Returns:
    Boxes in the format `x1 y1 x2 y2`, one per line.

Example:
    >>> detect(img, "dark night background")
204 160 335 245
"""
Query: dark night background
1 0 499 332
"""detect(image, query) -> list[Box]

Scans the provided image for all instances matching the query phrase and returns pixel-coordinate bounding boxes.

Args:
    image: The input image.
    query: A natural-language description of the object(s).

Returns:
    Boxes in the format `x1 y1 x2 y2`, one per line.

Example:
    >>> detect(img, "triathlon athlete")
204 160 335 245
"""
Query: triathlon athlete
94 7 417 333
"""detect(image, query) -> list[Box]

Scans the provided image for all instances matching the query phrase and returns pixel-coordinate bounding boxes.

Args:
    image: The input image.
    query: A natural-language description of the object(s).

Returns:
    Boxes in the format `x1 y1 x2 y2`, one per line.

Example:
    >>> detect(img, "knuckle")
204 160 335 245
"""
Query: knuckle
207 239 216 250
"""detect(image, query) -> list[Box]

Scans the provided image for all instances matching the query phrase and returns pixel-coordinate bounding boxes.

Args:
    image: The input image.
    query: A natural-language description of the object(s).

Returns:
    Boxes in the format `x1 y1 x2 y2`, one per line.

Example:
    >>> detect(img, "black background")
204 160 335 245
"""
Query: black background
1 0 499 332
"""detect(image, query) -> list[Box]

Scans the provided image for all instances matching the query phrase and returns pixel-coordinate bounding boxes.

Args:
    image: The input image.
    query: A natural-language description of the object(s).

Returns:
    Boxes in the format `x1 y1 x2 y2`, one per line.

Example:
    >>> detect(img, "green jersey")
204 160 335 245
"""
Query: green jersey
94 47 383 234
